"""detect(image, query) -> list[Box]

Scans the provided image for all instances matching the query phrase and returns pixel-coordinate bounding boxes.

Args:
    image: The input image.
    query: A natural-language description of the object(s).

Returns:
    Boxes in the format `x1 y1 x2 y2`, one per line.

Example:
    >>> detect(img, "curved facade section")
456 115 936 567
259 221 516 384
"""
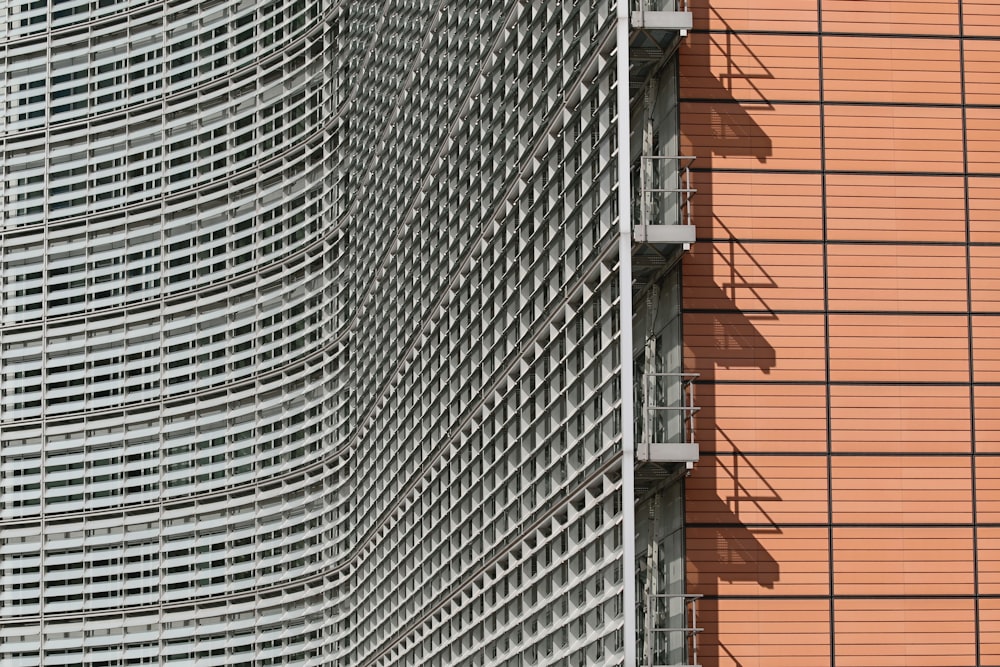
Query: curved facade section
0 1 631 665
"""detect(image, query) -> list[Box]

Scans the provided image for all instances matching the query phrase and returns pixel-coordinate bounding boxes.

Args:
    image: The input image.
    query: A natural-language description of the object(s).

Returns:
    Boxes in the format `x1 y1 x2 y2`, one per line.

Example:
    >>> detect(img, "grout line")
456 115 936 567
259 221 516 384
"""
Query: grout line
957 1 984 661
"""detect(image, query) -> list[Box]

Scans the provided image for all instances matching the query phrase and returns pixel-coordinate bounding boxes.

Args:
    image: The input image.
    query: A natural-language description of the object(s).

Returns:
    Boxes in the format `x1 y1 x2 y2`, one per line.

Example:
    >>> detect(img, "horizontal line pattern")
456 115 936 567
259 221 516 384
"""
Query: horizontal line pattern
681 0 996 665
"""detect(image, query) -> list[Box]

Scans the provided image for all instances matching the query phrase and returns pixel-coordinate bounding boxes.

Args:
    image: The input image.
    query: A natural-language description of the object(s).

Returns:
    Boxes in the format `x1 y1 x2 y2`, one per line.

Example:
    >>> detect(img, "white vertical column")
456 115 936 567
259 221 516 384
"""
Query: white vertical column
616 0 638 665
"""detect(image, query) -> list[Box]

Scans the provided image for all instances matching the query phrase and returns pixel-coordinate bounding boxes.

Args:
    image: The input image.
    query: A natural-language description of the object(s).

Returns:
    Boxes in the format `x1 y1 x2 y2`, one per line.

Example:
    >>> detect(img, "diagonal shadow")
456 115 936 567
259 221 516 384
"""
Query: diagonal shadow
685 500 780 665
715 441 783 533
686 290 777 377
714 220 780 318
681 2 783 665
710 25 776 104
680 6 776 162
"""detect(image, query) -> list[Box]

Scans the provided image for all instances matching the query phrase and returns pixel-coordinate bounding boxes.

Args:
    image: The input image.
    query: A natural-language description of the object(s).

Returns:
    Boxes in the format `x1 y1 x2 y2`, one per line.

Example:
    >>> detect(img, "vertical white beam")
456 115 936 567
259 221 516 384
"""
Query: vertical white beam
616 1 638 665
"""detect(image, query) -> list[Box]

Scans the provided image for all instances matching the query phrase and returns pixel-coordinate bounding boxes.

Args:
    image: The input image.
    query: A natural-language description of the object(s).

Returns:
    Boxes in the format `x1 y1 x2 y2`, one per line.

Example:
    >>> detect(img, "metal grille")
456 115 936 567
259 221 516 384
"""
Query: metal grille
0 0 635 665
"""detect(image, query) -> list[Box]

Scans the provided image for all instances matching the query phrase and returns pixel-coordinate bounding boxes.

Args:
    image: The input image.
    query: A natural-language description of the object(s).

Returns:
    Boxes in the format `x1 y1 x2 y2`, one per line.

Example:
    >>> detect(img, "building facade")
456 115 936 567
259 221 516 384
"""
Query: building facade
682 1 1000 665
0 0 697 664
1 0 996 665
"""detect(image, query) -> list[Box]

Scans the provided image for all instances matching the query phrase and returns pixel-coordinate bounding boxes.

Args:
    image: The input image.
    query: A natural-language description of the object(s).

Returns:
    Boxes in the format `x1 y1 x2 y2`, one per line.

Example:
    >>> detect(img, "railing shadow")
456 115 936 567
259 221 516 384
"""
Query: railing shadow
706 27 775 105
680 7 775 162
686 284 777 377
714 220 780 319
681 2 781 665
715 442 783 534
686 495 780 667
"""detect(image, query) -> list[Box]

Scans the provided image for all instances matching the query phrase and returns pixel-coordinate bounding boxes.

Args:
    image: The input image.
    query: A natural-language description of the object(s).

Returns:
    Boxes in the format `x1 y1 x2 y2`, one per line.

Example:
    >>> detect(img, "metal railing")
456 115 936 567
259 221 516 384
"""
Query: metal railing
631 0 689 12
643 593 704 667
639 371 699 447
639 155 696 230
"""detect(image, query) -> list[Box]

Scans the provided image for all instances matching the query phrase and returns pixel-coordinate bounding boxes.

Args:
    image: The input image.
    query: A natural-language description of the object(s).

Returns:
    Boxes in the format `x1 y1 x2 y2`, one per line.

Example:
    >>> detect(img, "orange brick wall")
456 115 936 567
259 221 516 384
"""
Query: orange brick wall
681 1 998 665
